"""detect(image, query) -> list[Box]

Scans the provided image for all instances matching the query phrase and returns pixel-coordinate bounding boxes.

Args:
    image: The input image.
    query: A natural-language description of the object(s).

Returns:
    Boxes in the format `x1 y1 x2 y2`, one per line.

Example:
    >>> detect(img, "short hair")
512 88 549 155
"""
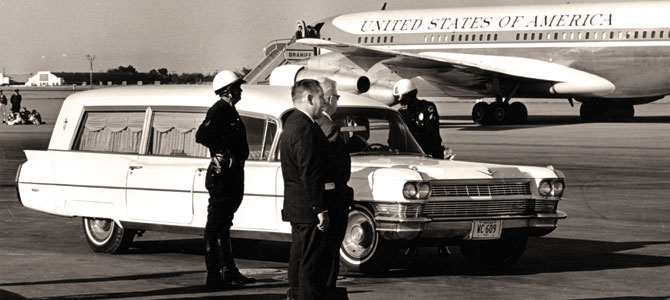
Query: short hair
291 79 322 102
318 77 337 95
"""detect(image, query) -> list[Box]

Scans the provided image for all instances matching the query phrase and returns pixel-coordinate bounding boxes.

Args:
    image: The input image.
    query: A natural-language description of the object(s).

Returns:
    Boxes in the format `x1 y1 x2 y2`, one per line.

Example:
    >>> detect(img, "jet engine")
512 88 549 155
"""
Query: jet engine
269 65 370 94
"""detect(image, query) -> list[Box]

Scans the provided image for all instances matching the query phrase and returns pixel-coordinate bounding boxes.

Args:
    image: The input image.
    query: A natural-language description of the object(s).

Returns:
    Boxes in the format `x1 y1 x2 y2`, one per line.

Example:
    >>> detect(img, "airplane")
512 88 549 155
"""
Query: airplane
265 1 670 125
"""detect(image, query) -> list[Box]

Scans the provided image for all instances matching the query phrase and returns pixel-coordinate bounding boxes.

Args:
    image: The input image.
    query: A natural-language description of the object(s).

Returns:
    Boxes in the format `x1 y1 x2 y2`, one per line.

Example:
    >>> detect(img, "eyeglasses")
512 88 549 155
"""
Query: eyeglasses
329 94 340 102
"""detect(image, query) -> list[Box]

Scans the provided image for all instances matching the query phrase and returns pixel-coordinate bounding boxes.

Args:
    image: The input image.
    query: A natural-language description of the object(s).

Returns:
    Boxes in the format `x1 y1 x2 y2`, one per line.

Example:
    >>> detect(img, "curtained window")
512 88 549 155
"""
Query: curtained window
241 116 277 160
150 112 208 157
75 111 145 153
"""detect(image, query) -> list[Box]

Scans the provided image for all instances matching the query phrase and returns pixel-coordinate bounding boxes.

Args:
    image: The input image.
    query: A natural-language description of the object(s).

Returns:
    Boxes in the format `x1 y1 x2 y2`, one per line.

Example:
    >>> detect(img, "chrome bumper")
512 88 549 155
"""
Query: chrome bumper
375 210 567 240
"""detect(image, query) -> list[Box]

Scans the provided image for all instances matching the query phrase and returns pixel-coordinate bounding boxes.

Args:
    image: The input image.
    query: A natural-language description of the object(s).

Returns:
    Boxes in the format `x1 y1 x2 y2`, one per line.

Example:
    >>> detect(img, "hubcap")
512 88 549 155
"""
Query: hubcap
342 211 376 260
86 218 114 244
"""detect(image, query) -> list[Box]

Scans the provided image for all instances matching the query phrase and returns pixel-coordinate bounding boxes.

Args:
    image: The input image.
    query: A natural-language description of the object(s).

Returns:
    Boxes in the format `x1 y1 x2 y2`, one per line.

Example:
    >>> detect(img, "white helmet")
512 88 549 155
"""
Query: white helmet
392 79 417 96
213 70 245 94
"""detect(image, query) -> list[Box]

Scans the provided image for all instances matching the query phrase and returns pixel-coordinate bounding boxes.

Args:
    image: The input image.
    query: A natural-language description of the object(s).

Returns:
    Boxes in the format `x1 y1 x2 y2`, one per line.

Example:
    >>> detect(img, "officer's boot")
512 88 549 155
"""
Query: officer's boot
221 238 256 285
204 238 231 290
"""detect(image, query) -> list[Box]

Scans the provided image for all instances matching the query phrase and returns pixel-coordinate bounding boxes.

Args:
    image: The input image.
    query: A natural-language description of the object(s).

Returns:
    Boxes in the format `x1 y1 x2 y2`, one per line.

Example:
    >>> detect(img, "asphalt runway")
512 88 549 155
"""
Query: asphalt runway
1 92 669 299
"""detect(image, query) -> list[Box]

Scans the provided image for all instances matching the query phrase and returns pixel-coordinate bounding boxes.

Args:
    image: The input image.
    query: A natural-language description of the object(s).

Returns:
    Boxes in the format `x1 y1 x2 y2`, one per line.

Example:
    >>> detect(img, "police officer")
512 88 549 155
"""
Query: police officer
196 70 255 290
393 79 445 159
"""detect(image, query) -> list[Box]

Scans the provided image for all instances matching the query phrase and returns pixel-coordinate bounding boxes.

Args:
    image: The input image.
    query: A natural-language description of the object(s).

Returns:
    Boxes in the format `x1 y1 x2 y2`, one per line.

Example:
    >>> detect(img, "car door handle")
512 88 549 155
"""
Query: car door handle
129 165 143 170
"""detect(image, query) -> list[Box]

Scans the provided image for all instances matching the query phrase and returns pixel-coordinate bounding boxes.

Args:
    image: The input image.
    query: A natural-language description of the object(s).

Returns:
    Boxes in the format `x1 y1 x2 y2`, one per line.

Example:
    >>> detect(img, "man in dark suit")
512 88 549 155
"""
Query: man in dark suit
316 78 353 295
281 79 335 300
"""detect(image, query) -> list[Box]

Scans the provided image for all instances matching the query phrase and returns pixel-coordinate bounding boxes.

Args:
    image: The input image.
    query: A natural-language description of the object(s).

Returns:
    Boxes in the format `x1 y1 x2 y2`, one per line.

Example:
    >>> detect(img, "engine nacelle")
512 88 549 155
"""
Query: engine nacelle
269 65 370 94
365 83 396 106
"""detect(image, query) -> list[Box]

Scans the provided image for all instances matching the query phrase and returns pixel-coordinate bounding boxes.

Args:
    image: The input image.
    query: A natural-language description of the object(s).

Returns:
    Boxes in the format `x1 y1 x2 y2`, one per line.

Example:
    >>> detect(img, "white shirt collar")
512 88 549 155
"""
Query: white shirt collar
296 108 315 123
321 111 332 121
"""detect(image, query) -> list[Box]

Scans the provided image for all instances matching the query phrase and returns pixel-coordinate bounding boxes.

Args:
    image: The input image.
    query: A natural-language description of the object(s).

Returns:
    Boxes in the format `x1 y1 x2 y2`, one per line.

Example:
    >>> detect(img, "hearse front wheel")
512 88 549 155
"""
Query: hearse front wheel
82 217 135 253
460 235 528 273
340 205 397 274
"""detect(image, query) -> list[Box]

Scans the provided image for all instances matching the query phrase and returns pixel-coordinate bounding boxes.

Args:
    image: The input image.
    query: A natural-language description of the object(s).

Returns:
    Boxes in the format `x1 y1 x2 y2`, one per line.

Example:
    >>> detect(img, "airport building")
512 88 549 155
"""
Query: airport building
25 71 64 86
0 73 9 85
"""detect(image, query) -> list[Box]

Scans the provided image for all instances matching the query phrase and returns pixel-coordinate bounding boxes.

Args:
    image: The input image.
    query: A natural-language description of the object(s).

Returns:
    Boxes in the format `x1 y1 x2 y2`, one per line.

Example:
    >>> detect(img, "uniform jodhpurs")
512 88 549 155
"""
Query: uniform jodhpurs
204 163 244 272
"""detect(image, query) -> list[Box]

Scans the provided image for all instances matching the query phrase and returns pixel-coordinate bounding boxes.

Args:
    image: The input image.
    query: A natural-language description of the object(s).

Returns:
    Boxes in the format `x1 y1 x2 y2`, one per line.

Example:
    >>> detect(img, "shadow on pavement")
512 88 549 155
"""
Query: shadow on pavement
347 237 670 278
0 271 202 287
0 289 27 300
126 238 290 263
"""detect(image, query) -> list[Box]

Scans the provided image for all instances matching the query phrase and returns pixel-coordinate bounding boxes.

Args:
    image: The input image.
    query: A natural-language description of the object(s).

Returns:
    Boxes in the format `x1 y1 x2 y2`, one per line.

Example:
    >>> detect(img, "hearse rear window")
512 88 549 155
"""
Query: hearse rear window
73 111 145 153
149 112 208 157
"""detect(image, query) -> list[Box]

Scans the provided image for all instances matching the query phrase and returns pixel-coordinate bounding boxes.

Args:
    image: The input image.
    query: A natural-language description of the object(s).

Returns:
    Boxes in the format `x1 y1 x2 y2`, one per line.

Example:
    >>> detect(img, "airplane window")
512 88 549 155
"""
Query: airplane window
390 36 394 43
625 32 630 39
465 35 469 41
431 35 435 42
634 31 639 39
651 31 655 39
585 32 589 40
377 36 381 43
593 32 598 39
358 37 361 43
494 33 498 41
384 36 388 43
516 33 520 40
471 34 476 41
458 35 462 42
538 33 543 40
554 33 559 40
523 33 528 40
643 31 647 39
437 35 441 42
546 33 551 40
531 33 535 40
562 32 567 39
424 35 428 42
570 32 575 39
479 34 483 41
578 32 583 39
451 35 455 41
487 34 491 41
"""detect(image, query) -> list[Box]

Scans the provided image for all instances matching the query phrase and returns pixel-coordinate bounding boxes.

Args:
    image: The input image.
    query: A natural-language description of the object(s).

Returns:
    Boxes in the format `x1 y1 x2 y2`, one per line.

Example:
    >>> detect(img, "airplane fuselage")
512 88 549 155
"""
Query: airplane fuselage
316 1 670 100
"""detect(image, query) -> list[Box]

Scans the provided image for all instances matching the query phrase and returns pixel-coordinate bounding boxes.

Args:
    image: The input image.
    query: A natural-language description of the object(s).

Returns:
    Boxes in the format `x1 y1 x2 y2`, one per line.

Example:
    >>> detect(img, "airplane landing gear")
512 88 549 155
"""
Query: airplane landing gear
471 101 528 125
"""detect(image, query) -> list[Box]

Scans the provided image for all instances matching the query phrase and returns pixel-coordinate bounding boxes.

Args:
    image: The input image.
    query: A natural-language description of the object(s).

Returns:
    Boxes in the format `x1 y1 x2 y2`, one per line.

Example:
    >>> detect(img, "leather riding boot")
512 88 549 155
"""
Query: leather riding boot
204 238 231 290
220 238 256 284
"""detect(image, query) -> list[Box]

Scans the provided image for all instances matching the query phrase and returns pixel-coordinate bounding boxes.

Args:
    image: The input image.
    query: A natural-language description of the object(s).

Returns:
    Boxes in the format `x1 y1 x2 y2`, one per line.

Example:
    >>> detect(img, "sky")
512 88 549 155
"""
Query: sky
0 0 619 76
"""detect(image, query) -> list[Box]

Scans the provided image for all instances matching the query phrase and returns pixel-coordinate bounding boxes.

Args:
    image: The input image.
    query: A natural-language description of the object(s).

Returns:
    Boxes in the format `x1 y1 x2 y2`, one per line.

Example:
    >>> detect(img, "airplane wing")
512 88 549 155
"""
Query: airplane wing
297 38 615 97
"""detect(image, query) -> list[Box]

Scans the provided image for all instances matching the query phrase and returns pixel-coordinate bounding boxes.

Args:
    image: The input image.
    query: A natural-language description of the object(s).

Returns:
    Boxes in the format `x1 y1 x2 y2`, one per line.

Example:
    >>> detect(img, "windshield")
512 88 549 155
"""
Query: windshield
333 107 424 156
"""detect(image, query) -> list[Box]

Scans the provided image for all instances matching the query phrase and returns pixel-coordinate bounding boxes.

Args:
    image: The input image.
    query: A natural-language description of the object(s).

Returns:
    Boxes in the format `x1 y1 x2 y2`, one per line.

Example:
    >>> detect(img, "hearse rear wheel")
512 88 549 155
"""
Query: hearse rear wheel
340 205 398 274
460 235 528 273
82 217 135 253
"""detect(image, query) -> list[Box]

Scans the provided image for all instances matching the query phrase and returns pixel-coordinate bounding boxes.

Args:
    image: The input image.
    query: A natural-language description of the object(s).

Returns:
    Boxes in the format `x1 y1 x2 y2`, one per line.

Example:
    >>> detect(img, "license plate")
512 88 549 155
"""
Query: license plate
469 220 502 240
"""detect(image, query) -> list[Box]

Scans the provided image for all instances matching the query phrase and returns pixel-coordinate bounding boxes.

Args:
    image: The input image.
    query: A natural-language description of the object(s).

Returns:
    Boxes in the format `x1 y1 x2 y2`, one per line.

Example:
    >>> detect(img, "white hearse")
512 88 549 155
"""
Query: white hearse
16 85 566 273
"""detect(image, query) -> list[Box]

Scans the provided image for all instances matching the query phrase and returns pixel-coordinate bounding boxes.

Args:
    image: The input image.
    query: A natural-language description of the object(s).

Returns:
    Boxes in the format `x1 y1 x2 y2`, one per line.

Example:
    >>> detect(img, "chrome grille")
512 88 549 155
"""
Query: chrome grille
423 199 557 218
430 182 531 197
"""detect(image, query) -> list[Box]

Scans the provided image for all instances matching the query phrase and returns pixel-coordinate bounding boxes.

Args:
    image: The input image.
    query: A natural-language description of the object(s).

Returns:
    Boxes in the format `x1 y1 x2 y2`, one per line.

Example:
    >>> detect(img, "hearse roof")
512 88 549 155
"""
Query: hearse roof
63 84 389 118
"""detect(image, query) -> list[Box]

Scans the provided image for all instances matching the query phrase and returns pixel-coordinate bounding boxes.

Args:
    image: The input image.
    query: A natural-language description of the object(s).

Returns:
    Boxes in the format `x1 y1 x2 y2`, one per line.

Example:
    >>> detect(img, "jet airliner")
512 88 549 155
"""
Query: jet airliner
268 1 670 124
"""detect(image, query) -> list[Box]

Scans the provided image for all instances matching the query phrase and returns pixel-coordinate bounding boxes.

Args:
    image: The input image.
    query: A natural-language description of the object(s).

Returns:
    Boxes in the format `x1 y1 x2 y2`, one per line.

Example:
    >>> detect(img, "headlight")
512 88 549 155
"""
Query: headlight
538 179 565 197
403 183 418 199
403 182 430 199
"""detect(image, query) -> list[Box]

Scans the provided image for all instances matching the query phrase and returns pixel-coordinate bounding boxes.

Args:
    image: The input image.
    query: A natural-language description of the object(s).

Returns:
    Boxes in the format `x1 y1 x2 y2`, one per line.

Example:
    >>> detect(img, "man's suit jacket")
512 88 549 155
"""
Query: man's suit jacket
280 110 335 224
316 114 352 207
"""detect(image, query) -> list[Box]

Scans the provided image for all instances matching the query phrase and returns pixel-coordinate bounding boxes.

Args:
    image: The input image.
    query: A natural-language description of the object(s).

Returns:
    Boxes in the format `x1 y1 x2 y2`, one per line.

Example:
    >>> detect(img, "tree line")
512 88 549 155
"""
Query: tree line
54 65 251 85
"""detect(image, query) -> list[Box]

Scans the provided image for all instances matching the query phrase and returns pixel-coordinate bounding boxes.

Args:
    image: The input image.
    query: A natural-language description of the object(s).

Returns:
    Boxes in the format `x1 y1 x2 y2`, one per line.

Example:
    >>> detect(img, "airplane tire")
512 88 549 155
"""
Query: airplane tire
580 103 598 122
471 102 491 124
490 102 507 124
510 102 528 124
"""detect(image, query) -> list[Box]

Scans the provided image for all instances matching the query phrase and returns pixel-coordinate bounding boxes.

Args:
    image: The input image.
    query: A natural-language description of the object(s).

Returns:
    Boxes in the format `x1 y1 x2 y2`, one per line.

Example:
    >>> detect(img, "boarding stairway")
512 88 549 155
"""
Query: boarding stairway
244 36 315 85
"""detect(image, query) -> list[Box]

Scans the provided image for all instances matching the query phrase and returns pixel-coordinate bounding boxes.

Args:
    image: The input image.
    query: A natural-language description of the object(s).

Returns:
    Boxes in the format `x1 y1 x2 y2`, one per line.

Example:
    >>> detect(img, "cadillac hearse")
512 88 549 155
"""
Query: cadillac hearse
16 85 567 273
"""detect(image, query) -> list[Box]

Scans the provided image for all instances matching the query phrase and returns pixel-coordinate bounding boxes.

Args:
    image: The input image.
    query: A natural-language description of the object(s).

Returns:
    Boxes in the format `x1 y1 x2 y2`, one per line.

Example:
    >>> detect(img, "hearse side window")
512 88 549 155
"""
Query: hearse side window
149 112 208 157
73 111 145 153
241 116 277 160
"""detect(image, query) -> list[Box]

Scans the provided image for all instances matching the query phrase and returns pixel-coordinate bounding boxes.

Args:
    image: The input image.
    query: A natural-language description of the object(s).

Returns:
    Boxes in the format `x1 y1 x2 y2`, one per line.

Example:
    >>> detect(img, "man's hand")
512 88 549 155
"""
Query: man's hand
317 211 330 231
